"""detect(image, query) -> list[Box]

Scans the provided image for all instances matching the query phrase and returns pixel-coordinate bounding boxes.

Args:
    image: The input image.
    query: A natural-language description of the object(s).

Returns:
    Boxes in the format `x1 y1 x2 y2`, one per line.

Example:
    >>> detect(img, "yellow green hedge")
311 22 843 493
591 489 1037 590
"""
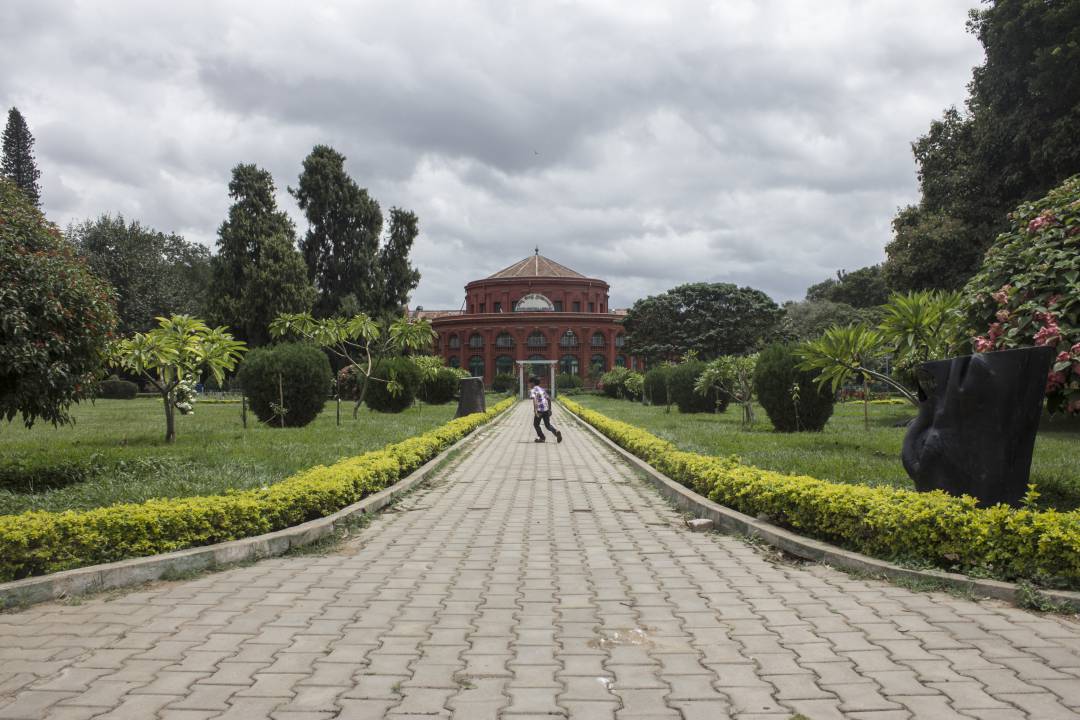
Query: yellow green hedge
562 399 1080 588
0 398 515 582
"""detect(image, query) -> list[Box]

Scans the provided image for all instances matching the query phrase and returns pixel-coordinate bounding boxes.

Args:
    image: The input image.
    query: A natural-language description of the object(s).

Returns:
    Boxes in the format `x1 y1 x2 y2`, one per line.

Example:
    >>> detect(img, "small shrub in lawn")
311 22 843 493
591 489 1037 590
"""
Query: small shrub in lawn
668 361 725 414
420 367 459 405
238 343 332 428
365 357 422 413
492 373 517 393
556 372 583 391
644 365 672 406
98 376 138 400
754 343 834 432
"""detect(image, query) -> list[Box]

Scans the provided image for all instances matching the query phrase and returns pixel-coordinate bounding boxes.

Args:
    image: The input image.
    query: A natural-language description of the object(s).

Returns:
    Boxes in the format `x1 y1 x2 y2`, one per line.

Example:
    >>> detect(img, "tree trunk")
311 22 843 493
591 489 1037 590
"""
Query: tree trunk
863 376 870 431
163 392 176 443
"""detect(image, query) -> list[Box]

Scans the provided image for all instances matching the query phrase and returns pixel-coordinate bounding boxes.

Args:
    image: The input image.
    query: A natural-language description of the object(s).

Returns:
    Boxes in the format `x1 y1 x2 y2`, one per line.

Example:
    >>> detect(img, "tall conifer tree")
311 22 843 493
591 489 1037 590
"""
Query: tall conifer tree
1 108 42 207
207 164 314 345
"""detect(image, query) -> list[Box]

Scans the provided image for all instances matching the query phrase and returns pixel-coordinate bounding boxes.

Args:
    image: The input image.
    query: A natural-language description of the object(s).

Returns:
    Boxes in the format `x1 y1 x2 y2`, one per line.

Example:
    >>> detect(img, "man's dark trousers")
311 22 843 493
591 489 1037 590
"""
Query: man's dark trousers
534 410 558 440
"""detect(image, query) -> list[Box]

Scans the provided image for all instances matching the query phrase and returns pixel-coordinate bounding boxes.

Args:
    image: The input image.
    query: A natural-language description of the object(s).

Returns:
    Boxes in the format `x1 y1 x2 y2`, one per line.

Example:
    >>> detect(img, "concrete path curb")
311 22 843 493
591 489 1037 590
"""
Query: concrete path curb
560 401 1080 612
0 404 515 610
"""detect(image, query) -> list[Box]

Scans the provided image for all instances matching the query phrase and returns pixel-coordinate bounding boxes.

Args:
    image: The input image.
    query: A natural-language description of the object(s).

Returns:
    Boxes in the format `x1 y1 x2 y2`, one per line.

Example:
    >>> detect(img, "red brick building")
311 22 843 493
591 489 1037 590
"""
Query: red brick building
415 251 637 385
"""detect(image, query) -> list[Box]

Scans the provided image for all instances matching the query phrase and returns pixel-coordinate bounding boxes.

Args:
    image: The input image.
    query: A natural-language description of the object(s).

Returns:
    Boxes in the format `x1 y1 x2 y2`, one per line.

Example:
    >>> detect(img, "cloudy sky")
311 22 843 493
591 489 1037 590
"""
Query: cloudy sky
2 1 983 310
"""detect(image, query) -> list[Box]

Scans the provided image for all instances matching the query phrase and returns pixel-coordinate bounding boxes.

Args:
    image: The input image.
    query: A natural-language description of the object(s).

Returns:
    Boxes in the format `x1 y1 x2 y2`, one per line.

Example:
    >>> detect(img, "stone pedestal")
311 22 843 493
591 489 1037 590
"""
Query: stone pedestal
901 346 1054 507
456 377 486 418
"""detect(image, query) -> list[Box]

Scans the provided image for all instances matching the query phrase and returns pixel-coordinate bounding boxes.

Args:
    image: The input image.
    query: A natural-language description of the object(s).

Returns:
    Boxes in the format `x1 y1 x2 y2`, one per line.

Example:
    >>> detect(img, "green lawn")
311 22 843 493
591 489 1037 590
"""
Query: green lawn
569 395 1080 511
0 397 463 515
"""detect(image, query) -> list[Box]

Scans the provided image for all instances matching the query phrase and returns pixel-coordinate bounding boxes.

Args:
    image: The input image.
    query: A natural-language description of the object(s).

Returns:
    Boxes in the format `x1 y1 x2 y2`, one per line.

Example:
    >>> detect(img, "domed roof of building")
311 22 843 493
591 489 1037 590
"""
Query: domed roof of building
486 249 586 279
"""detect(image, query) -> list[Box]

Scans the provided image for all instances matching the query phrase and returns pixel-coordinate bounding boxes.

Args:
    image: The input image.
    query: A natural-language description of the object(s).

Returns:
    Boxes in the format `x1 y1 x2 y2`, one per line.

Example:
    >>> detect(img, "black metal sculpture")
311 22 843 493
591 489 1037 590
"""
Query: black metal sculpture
901 346 1055 507
455 377 486 418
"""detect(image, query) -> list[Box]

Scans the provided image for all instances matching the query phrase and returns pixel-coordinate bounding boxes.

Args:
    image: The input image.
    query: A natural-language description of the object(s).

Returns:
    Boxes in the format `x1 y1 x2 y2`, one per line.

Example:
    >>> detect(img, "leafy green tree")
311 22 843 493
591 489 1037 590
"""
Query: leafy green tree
795 290 967 424
269 312 435 417
775 299 876 343
696 355 758 426
207 164 315 345
380 208 422 314
1 179 117 428
70 215 211 333
108 316 246 442
884 0 1080 291
291 146 383 317
1 108 41 207
806 265 889 308
623 283 780 362
291 146 421 317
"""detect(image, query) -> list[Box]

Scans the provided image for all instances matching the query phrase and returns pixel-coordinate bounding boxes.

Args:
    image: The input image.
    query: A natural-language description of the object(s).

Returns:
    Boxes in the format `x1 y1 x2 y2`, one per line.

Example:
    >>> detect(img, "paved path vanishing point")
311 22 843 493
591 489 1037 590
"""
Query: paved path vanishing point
3 401 1080 720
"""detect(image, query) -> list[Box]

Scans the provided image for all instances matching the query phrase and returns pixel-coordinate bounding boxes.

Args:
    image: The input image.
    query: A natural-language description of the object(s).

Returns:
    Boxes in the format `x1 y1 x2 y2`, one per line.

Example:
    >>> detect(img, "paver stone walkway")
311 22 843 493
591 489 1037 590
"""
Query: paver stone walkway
2 401 1080 719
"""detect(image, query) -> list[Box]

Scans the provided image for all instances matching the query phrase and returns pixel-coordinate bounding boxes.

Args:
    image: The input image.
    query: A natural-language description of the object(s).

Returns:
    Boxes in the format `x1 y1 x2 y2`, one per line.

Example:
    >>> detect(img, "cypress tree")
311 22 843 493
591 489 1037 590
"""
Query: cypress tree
1 108 42 207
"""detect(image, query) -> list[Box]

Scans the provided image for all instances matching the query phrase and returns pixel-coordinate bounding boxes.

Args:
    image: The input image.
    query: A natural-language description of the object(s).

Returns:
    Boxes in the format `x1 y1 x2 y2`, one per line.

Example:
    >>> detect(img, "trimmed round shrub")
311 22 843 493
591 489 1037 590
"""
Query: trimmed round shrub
492 373 517 394
643 365 672 406
753 343 834 432
238 343 332 428
420 367 459 405
365 357 422 413
668 360 727 414
98 376 138 400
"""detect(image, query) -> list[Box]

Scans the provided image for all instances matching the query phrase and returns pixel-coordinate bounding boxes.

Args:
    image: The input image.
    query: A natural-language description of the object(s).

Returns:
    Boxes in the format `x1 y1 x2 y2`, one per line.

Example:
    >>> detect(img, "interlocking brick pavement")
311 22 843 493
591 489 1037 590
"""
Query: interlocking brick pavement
2 401 1080 719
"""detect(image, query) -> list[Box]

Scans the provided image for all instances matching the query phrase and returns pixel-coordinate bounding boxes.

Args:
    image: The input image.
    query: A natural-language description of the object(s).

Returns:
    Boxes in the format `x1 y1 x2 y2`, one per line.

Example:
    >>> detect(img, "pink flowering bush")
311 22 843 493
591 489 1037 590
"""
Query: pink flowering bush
964 175 1080 414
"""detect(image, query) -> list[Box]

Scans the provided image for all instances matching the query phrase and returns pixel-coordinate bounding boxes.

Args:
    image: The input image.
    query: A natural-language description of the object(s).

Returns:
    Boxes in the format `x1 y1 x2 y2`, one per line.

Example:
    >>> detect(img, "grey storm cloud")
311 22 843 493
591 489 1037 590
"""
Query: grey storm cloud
0 0 983 310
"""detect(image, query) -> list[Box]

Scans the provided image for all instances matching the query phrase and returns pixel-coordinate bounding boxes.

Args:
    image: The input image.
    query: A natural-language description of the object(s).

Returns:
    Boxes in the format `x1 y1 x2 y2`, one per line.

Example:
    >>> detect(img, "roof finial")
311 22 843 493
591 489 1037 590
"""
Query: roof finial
535 245 540 256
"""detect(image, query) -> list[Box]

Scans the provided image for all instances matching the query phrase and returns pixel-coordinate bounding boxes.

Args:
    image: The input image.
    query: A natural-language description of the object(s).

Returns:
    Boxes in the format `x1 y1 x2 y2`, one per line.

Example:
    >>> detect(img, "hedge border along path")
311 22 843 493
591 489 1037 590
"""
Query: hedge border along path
560 399 1080 609
0 397 516 607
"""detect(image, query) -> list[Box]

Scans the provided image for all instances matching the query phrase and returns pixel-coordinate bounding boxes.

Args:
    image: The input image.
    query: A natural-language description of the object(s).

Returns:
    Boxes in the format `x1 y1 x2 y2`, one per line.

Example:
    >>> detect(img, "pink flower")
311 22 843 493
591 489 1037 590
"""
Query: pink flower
995 309 1011 323
1047 294 1062 307
1059 351 1073 363
1028 213 1056 233
1071 342 1080 355
1034 324 1061 347
991 285 1012 305
974 336 994 352
1047 371 1068 392
988 322 1004 341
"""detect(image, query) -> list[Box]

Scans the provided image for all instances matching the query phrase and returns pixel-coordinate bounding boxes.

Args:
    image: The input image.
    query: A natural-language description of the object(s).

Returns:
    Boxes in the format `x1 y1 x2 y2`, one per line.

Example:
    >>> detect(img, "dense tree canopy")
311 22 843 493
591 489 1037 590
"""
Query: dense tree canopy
1 108 41 207
71 215 211 333
775 299 878 343
806 265 889 308
291 145 421 318
1 179 117 428
884 0 1080 291
207 164 315 345
624 282 780 362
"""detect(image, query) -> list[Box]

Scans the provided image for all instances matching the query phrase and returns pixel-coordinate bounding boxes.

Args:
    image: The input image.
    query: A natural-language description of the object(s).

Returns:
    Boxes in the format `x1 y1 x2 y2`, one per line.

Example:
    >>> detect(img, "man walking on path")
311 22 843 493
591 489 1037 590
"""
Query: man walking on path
529 376 562 443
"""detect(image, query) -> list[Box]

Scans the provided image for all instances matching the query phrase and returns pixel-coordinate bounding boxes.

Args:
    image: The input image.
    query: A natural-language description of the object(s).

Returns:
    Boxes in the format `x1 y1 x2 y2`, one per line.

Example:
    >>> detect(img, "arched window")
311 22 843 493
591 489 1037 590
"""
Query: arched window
615 333 626 349
616 355 627 368
560 355 579 376
468 333 484 349
496 355 514 375
527 331 547 348
495 332 514 349
514 293 555 312
559 330 578 348
448 334 461 349
468 355 484 377
448 355 460 368
591 332 606 348
591 354 607 372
